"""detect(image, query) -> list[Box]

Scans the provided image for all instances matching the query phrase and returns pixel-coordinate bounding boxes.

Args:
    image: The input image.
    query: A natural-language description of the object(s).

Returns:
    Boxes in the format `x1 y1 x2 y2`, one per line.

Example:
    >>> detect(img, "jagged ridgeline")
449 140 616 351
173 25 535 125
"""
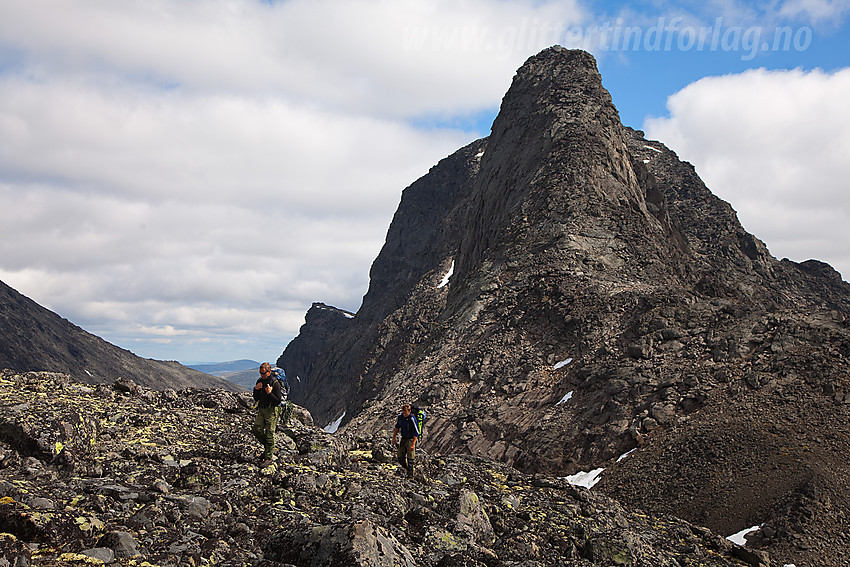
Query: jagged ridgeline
281 47 850 565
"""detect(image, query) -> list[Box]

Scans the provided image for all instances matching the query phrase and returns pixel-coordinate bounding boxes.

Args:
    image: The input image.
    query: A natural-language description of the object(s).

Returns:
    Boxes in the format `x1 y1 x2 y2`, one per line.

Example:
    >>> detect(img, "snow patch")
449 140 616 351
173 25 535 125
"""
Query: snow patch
475 150 485 158
616 448 636 462
438 260 454 288
556 391 573 405
644 145 662 153
316 304 355 319
324 412 346 434
566 468 604 489
554 358 573 370
726 525 761 546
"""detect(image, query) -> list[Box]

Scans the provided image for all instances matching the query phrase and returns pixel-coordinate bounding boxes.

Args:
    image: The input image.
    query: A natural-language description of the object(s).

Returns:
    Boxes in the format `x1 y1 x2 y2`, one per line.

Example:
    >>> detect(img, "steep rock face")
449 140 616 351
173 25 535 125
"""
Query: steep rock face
0 279 240 392
280 138 486 427
281 47 850 566
277 302 354 402
455 49 682 287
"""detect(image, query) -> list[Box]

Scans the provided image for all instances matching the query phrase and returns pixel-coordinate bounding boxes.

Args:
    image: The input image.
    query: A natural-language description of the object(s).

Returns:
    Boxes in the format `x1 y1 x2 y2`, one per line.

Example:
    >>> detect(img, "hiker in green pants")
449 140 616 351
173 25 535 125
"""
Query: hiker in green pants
252 362 282 467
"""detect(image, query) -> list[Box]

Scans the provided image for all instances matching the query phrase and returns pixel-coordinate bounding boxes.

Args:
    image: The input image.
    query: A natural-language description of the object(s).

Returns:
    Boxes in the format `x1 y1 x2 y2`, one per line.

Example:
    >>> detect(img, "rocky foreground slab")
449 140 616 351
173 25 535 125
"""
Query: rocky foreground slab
0 370 768 566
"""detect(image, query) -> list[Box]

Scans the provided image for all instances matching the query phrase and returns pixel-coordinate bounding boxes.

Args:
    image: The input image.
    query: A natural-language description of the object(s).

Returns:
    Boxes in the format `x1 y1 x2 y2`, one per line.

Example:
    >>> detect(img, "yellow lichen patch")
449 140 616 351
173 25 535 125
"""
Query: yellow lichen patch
490 471 509 484
425 527 466 553
56 552 104 565
0 496 16 505
73 515 103 534
31 546 66 560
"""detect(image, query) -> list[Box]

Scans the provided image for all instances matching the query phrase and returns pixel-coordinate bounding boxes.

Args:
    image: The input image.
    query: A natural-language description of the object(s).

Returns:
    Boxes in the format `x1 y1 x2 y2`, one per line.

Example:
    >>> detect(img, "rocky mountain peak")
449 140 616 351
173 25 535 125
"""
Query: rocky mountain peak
281 48 850 565
454 47 679 300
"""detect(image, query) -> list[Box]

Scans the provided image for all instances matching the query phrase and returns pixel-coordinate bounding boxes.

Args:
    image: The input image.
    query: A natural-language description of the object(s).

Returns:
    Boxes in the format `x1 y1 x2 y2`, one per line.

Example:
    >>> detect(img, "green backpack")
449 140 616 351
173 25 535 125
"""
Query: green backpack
410 406 427 439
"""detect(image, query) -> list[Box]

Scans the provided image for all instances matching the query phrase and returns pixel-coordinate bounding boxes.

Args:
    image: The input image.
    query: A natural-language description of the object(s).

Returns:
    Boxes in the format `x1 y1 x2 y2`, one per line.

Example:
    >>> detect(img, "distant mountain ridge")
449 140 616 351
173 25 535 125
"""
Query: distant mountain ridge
0 278 241 392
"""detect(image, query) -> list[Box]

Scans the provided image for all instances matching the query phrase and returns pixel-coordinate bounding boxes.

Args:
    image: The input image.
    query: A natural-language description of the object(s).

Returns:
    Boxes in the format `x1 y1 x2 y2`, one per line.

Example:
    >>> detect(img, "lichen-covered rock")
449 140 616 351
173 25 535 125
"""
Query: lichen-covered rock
0 370 761 567
0 532 30 566
95 531 140 558
0 498 87 548
455 490 494 546
0 373 99 467
265 519 416 567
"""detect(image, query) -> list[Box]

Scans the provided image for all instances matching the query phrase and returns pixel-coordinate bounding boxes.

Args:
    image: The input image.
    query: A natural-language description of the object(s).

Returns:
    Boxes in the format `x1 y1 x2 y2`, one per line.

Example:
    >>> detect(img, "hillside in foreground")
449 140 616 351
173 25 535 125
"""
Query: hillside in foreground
0 370 767 566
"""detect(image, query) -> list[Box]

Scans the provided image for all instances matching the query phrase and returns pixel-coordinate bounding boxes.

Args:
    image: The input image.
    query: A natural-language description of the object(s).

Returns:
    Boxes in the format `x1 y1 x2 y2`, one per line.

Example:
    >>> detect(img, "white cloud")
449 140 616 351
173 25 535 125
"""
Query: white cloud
0 77 468 210
645 66 850 280
0 0 592 362
0 0 585 116
778 0 850 25
0 0 578 358
1 0 848 363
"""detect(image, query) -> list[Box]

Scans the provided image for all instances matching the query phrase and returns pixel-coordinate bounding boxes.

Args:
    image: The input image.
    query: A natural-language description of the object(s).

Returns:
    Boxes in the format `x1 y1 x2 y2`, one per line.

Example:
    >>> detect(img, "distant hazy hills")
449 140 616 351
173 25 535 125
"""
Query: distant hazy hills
188 359 260 390
187 359 260 375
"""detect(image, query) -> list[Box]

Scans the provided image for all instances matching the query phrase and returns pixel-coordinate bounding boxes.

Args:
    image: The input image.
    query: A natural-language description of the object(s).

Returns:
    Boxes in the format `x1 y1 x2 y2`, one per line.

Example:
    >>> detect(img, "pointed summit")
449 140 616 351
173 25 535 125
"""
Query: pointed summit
281 48 850 566
454 47 681 295
488 47 620 162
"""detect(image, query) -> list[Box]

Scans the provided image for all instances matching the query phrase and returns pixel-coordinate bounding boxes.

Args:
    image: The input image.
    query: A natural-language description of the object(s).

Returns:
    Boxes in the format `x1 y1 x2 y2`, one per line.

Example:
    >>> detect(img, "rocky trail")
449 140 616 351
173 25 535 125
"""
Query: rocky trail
0 370 767 566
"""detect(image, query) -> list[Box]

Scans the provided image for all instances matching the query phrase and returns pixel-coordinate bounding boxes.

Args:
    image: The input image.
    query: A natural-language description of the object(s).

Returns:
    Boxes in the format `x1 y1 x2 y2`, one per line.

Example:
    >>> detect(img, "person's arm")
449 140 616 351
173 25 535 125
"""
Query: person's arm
392 427 399 446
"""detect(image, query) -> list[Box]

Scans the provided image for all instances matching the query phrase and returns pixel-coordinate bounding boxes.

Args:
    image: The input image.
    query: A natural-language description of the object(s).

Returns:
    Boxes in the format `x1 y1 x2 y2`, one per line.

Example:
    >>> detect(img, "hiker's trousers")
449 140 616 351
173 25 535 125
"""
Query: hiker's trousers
252 405 282 460
397 437 416 473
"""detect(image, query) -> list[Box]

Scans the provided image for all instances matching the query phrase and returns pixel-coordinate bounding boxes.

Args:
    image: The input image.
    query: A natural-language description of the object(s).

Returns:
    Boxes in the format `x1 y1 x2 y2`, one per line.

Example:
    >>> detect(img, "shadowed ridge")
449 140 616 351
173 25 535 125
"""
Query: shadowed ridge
0 279 240 391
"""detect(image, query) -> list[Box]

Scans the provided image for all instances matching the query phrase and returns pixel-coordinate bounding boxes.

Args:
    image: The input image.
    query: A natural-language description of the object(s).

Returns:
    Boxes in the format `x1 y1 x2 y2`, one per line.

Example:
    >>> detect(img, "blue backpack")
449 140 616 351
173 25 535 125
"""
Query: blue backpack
270 368 289 402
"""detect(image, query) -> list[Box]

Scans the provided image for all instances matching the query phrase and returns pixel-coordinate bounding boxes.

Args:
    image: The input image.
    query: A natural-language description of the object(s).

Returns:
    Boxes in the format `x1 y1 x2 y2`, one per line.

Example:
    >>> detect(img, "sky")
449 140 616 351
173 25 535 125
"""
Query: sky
1 0 848 365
